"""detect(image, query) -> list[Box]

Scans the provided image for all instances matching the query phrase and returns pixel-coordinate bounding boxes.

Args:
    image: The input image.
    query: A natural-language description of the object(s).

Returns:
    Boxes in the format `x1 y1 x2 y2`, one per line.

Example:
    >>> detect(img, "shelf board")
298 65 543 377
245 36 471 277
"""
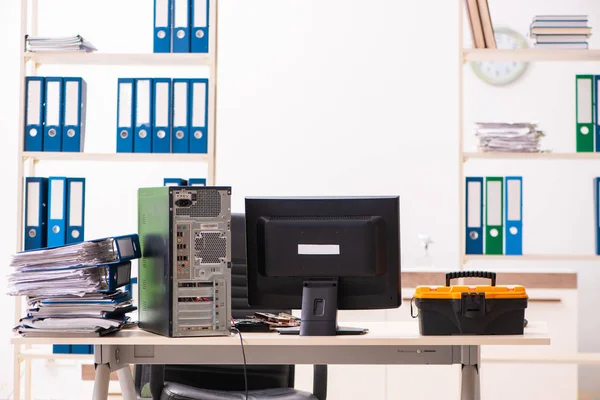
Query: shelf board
465 254 600 262
464 49 600 62
19 349 93 361
22 152 209 163
24 52 211 66
463 152 600 161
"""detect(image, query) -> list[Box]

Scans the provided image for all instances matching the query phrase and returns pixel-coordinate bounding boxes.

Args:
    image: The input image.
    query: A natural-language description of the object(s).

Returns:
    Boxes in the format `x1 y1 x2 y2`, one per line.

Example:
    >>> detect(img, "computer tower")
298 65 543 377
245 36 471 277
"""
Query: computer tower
138 186 232 337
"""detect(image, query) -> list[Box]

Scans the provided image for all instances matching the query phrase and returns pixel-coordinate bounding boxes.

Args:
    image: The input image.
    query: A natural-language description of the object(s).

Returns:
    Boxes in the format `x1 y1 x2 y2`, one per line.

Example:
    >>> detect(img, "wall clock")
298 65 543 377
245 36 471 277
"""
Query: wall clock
471 26 529 86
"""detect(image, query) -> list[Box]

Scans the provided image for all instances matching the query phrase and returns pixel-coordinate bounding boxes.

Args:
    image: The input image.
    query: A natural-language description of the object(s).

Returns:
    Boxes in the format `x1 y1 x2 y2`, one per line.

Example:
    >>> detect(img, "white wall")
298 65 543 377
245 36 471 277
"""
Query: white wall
0 0 598 398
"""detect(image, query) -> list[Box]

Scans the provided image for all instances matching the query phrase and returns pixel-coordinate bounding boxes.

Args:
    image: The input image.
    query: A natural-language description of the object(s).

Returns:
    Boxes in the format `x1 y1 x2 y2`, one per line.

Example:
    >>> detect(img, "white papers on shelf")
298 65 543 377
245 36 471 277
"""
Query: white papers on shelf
475 122 546 153
25 35 97 53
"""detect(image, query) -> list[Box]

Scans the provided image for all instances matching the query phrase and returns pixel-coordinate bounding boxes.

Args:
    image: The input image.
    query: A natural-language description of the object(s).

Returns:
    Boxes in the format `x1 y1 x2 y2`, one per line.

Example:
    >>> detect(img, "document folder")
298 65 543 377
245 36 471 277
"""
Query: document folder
53 345 70 354
24 177 48 250
191 0 209 53
485 177 503 255
66 178 85 244
154 0 172 53
576 75 594 152
173 0 191 53
189 78 208 153
188 178 206 186
153 78 172 153
595 178 600 255
117 78 135 153
134 78 153 153
62 77 87 152
465 177 483 255
44 77 64 152
596 76 600 152
164 178 188 186
172 79 190 153
24 77 45 152
505 176 523 255
47 177 67 248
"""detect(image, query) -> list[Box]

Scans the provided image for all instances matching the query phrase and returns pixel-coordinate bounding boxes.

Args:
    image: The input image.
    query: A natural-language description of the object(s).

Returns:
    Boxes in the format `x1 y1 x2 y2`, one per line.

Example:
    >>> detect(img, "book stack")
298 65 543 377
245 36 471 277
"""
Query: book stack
475 122 546 153
8 235 141 338
530 15 592 49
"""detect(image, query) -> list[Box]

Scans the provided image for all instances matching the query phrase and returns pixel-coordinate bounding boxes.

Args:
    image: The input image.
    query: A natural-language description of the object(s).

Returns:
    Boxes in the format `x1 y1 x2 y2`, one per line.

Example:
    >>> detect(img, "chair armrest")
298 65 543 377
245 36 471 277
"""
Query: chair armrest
150 365 166 400
313 365 328 400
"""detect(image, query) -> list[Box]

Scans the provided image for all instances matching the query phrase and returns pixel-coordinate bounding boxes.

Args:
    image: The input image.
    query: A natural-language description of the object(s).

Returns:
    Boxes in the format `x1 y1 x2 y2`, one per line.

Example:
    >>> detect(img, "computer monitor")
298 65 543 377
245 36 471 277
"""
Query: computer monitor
245 196 401 336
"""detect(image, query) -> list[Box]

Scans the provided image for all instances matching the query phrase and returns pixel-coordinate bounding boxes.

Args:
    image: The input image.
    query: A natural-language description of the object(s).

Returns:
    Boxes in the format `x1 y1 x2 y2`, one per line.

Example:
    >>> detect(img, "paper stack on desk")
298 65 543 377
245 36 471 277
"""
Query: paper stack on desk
8 235 141 337
475 122 546 153
25 35 97 53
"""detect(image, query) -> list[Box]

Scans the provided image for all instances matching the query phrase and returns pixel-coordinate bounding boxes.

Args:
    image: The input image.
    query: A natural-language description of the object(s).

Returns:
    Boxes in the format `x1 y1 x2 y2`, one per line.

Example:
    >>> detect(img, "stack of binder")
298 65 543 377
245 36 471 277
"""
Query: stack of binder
465 177 523 256
117 78 208 153
24 76 87 152
475 122 545 153
530 16 592 49
576 75 600 152
25 35 97 53
154 0 210 53
164 177 206 186
8 235 141 338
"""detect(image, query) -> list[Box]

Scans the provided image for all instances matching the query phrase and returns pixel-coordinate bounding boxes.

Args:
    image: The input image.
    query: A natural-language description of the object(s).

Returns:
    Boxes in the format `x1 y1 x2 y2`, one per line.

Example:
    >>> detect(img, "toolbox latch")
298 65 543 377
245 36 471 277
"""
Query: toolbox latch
460 292 486 318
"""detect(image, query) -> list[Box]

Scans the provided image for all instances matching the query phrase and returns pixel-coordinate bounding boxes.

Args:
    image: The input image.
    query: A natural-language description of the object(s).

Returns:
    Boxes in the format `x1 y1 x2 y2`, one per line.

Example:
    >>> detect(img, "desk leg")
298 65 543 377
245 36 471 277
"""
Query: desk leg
92 364 110 400
117 366 137 400
460 346 481 400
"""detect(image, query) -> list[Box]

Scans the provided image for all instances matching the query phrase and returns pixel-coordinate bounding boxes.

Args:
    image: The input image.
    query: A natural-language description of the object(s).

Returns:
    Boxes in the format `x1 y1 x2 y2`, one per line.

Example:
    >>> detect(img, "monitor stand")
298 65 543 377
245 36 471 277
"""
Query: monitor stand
277 279 368 336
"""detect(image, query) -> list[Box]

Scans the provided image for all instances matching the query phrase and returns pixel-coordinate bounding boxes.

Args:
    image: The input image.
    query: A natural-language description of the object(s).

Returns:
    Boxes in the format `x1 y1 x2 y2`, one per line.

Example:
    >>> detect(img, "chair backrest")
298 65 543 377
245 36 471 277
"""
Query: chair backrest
163 213 295 391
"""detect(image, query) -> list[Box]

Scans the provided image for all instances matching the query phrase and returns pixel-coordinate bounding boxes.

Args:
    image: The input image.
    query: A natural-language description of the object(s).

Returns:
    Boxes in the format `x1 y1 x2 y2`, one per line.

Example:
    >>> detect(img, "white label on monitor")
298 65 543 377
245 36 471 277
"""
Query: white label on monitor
192 82 206 127
64 81 79 126
27 80 41 125
173 82 188 126
174 0 188 28
298 244 340 255
487 181 501 226
507 179 521 221
69 181 83 226
155 82 169 126
578 78 592 123
119 83 133 128
467 181 481 228
50 179 64 220
155 0 169 27
26 182 40 226
46 81 61 125
194 0 208 27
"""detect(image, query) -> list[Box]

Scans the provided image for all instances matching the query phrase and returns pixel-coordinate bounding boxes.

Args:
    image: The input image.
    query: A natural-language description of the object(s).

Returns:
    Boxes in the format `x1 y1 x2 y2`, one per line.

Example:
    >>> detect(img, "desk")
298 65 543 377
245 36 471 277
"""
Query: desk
11 322 549 400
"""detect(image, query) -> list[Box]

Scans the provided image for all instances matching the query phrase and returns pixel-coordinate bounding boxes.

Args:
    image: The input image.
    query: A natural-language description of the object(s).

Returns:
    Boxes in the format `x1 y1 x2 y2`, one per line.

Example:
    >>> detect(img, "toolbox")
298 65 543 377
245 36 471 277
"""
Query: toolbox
412 271 528 335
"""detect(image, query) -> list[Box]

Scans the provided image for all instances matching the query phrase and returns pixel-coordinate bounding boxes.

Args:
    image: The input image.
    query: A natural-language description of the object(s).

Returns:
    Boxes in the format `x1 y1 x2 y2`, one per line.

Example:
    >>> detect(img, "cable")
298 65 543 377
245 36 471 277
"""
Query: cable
230 324 249 400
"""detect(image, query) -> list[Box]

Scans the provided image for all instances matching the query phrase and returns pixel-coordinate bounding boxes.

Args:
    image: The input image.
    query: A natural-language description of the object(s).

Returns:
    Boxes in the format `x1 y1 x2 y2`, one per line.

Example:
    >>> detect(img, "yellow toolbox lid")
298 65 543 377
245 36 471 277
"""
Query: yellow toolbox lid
414 285 528 300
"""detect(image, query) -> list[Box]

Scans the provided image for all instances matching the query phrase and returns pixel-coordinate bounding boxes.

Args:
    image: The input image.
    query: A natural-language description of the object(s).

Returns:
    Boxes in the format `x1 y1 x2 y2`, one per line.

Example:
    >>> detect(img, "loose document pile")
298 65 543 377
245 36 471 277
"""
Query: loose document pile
25 35 97 53
475 122 545 153
8 235 140 337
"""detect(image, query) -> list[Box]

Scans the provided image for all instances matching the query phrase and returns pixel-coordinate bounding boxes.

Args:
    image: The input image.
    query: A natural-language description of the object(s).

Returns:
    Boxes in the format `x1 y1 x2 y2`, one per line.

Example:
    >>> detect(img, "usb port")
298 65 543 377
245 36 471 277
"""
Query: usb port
184 256 188 261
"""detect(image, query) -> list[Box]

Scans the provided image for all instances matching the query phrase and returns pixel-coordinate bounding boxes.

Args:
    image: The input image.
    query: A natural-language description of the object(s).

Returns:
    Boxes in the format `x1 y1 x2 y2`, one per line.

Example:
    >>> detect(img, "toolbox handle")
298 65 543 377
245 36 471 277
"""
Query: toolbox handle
445 271 496 287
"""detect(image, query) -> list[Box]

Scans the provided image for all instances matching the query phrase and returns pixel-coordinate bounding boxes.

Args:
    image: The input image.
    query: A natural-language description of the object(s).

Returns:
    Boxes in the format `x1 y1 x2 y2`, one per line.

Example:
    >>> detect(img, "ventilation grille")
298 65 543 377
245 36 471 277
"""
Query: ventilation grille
269 216 370 221
175 191 221 217
194 232 227 264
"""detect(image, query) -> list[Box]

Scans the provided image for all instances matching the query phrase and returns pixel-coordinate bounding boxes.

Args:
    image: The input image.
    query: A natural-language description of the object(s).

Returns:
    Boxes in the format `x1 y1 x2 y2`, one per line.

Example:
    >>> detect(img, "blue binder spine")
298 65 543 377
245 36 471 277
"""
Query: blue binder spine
24 177 48 250
71 345 89 354
102 261 132 292
24 77 45 152
92 234 141 262
164 178 188 186
189 78 208 153
117 78 135 153
66 177 86 244
596 178 600 255
152 78 172 153
188 178 206 186
191 0 209 53
154 0 172 53
43 77 64 152
172 79 190 153
505 176 523 256
53 345 71 354
465 177 483 255
134 78 153 153
47 177 67 247
173 0 191 52
62 77 86 152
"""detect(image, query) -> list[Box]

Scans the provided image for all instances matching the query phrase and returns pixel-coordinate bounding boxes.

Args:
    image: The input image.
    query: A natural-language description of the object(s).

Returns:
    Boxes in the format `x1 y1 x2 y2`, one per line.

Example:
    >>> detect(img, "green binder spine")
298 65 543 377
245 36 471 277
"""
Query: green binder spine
576 74 594 152
485 177 503 255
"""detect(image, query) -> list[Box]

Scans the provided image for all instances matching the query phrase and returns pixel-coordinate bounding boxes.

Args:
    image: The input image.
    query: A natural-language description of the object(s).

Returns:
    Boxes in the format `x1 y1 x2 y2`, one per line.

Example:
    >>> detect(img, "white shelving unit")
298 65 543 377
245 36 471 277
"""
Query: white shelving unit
12 1 220 399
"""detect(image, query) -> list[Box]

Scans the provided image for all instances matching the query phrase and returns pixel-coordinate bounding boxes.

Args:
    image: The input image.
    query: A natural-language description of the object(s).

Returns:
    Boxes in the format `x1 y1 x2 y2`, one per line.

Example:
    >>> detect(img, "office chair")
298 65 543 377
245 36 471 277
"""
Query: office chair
134 214 328 400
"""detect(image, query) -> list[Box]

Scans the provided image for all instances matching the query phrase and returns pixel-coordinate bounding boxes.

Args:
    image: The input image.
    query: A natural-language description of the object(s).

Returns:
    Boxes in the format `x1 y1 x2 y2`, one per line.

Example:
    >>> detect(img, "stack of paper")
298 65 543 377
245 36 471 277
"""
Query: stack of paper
8 235 140 337
475 122 546 153
530 16 592 49
25 35 97 53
